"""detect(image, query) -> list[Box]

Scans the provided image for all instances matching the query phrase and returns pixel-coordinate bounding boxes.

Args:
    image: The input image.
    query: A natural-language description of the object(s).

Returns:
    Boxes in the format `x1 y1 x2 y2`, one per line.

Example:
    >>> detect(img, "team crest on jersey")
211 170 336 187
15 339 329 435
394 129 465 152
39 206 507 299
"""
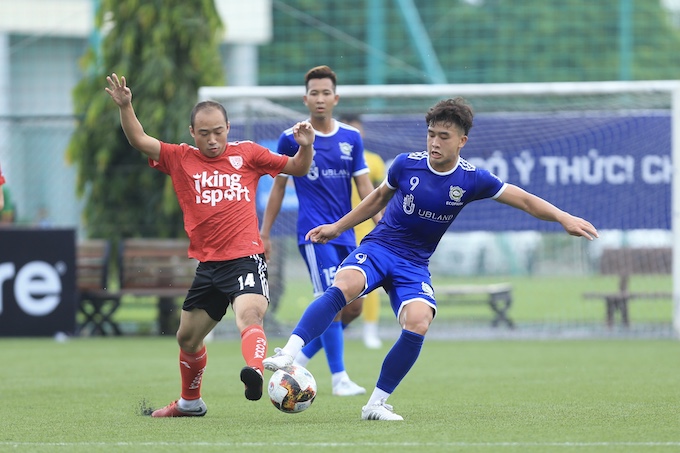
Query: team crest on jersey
338 142 353 160
229 155 243 170
449 186 465 202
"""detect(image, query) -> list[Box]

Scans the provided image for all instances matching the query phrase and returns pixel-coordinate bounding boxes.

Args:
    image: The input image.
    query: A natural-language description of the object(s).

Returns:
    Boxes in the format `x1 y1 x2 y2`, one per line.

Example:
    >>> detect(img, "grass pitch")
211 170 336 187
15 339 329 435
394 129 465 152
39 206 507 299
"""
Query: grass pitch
1 337 679 452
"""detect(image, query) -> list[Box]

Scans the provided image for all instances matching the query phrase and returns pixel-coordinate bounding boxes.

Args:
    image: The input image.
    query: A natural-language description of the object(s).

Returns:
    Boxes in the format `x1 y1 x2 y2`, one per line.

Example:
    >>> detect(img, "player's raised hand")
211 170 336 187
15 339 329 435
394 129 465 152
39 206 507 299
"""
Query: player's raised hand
292 121 315 147
305 223 341 244
105 73 132 107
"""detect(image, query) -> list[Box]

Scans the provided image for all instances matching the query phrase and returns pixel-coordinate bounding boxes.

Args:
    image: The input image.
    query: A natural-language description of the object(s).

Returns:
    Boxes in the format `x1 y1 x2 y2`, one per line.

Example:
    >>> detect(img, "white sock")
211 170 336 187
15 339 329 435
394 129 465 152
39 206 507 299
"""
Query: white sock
366 388 390 407
178 397 203 410
294 351 311 367
332 370 350 387
282 334 305 357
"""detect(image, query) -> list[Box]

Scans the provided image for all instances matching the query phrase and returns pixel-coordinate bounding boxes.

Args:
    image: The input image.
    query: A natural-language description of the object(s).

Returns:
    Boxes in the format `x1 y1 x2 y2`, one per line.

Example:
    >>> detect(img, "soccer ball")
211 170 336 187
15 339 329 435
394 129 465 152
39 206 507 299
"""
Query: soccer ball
267 365 317 413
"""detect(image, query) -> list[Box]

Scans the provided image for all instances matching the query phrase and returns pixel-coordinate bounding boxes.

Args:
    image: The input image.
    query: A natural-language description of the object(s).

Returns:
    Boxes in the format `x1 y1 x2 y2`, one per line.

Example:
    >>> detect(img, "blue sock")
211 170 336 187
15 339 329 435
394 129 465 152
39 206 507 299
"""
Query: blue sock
292 286 346 345
301 337 323 359
376 330 424 394
320 321 344 374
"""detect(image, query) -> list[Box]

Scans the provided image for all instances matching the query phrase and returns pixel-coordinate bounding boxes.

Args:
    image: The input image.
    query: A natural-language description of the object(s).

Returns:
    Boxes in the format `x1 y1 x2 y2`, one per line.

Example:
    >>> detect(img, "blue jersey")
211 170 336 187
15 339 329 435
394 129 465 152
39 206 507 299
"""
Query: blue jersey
363 151 506 264
278 120 369 246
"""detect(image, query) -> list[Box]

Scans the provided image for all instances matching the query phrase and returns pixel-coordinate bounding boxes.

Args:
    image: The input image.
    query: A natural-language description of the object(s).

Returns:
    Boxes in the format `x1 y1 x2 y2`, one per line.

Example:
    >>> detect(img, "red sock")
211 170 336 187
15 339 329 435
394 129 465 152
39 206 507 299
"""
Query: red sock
241 324 267 373
179 346 207 400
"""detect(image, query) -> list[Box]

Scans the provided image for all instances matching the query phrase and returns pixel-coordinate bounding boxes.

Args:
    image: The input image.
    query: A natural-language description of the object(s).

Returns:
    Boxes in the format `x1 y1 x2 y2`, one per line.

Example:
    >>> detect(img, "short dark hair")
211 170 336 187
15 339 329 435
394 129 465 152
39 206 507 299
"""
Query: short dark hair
425 97 473 136
191 101 228 128
304 65 337 92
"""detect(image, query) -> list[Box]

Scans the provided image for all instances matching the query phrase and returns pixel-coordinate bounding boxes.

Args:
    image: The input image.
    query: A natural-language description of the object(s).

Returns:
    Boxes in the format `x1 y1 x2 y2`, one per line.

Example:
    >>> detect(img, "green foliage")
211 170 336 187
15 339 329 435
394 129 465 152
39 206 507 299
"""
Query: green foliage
67 0 225 240
260 0 680 85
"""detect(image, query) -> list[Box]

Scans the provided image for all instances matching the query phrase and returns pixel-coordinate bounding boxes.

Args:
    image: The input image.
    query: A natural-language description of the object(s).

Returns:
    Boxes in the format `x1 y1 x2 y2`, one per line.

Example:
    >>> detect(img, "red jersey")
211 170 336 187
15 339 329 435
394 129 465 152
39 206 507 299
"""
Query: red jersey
0 163 5 186
151 141 289 262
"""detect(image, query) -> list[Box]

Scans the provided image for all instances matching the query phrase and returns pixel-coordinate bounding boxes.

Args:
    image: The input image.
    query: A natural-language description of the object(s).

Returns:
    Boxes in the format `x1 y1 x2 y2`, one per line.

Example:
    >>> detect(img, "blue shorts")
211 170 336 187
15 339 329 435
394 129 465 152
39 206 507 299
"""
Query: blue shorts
299 242 355 297
338 241 437 319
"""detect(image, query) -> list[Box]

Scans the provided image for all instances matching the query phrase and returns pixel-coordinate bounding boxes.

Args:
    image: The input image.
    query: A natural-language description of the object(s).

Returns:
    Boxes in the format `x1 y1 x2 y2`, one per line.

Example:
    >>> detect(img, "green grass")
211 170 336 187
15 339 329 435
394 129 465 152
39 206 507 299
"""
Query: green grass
2 337 679 452
106 274 673 332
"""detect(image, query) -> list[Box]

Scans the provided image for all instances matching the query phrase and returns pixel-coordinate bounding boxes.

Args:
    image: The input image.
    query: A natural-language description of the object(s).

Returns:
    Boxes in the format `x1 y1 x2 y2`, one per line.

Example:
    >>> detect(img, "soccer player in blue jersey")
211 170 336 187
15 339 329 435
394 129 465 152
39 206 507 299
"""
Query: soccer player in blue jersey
260 65 379 396
264 97 599 420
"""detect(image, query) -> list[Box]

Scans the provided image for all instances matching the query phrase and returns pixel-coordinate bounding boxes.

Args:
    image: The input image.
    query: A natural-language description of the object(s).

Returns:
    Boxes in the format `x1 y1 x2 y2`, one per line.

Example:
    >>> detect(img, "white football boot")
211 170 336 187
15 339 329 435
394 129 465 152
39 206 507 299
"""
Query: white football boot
361 399 404 421
263 347 294 371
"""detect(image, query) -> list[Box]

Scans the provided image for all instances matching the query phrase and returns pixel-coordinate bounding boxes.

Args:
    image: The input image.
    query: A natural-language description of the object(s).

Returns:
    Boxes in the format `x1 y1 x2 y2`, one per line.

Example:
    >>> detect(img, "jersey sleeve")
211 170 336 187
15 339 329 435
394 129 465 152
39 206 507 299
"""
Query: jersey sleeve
149 141 183 175
386 153 407 190
473 167 506 200
251 142 289 177
351 132 368 176
276 130 299 157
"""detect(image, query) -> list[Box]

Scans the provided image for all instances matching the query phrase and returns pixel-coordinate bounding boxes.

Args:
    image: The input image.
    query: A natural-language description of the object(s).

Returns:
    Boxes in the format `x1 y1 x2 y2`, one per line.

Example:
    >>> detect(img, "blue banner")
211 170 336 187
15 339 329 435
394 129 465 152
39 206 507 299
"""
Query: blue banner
239 112 671 232
366 112 671 231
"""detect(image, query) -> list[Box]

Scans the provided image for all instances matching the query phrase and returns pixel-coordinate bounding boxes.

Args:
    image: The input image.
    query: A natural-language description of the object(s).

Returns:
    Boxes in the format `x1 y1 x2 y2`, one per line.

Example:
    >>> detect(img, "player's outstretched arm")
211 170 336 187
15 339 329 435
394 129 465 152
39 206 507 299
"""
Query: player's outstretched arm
306 183 393 244
105 73 161 161
354 173 383 225
496 184 599 240
282 121 314 177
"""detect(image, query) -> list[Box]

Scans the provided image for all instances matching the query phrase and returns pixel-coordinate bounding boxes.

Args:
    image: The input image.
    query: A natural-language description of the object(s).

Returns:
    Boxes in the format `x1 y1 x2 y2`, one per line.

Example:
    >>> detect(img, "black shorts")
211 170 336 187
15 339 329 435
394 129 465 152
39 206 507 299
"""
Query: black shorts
183 254 269 321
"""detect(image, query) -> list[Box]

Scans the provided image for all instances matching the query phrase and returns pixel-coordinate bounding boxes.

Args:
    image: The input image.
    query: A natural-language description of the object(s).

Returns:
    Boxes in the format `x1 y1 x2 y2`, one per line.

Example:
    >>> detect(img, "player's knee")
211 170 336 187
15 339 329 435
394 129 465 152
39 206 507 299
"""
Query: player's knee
333 275 365 302
401 317 430 335
176 330 203 352
233 295 267 326
399 302 434 335
341 300 363 323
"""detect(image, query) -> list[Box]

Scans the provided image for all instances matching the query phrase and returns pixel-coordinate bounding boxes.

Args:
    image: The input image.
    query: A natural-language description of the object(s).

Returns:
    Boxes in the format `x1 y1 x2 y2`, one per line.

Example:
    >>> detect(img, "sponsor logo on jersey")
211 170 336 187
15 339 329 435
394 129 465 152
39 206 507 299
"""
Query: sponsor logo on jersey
193 170 250 206
402 193 416 215
418 209 454 223
307 162 320 181
321 168 351 178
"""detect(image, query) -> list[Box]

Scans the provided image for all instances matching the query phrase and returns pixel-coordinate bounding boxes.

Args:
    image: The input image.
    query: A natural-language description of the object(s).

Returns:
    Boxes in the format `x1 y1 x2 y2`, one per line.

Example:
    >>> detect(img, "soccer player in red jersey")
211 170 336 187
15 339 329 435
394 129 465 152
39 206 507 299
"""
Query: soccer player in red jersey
105 73 314 417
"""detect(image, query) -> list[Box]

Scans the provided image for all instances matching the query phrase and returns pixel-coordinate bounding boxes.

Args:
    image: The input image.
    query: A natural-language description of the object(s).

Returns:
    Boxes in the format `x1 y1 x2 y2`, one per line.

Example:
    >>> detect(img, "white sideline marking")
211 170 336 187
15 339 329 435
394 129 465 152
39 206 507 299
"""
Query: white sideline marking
2 441 680 448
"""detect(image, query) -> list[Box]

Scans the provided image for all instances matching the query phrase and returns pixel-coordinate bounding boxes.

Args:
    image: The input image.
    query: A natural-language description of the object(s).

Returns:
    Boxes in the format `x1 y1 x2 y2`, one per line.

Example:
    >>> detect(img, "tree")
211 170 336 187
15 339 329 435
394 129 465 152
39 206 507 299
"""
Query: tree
259 0 680 85
67 0 225 240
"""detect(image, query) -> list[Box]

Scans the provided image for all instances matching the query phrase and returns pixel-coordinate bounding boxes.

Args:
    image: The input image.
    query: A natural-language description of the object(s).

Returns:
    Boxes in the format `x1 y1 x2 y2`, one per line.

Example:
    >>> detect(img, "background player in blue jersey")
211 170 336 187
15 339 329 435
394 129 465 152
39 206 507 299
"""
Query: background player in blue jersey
264 97 598 420
260 65 380 396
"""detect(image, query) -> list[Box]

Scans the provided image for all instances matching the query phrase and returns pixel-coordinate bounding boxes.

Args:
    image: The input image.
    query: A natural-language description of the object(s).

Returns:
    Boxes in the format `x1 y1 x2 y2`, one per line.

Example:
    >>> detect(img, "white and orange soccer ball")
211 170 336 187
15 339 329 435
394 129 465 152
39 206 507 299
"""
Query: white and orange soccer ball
267 365 317 413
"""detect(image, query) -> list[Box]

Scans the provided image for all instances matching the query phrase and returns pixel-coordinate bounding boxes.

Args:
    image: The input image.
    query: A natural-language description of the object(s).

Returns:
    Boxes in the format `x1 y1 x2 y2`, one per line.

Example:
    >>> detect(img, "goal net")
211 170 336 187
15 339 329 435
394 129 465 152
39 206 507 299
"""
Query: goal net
199 81 680 338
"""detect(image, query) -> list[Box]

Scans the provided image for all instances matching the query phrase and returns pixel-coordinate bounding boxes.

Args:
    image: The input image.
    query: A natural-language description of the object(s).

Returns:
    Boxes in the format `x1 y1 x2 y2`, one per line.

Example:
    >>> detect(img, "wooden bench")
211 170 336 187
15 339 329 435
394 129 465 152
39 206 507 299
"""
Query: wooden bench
77 238 197 336
582 247 672 327
435 282 514 328
76 239 116 335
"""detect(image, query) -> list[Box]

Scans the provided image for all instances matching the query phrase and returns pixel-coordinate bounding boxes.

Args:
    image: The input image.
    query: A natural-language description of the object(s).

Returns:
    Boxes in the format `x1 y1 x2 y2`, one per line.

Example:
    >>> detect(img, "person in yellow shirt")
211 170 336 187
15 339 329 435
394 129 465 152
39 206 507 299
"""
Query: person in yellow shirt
341 114 386 349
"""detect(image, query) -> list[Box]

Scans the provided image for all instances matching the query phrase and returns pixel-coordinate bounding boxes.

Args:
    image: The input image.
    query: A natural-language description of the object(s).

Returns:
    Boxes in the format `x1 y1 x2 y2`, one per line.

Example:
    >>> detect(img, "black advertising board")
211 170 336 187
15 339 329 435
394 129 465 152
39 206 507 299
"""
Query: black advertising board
0 229 76 336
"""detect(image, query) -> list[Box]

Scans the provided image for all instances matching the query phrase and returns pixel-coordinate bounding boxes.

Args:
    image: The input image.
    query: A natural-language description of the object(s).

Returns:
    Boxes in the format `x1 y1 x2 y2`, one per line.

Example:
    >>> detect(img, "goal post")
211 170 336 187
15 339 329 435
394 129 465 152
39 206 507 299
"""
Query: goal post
199 80 680 337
